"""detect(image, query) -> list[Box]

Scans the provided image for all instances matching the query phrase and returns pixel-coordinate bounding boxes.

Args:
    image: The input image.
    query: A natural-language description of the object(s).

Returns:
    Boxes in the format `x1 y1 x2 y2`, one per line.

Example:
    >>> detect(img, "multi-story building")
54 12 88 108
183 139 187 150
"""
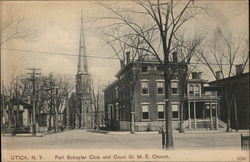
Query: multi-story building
104 52 225 131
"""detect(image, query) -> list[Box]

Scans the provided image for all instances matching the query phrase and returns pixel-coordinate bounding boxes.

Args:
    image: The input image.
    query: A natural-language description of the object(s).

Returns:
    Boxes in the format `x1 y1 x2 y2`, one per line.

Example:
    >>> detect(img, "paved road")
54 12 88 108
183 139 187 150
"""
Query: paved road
1 129 243 150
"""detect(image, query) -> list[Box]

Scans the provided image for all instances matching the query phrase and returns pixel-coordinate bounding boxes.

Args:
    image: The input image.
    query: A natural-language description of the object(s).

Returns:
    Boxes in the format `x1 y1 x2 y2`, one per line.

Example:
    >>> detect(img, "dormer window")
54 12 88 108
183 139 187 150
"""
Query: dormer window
141 66 148 73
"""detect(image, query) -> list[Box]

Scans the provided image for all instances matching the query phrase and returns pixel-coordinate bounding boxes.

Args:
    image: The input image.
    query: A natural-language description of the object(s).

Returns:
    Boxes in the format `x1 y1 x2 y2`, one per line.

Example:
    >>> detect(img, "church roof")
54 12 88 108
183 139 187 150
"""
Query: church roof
77 11 88 75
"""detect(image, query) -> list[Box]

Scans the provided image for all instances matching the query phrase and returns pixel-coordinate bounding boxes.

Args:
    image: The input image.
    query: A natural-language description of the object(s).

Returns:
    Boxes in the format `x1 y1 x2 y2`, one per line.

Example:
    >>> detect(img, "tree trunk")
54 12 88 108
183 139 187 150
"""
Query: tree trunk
16 104 20 128
226 106 231 132
226 95 232 132
8 104 11 129
55 108 59 132
130 90 135 134
179 72 186 133
233 96 238 132
164 70 174 149
96 113 100 131
179 100 184 133
48 113 52 131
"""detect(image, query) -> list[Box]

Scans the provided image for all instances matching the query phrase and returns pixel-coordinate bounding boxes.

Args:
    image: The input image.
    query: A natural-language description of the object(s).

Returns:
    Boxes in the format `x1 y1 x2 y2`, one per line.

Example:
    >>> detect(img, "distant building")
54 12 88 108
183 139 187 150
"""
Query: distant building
1 98 32 133
209 72 249 130
104 53 225 131
66 12 93 129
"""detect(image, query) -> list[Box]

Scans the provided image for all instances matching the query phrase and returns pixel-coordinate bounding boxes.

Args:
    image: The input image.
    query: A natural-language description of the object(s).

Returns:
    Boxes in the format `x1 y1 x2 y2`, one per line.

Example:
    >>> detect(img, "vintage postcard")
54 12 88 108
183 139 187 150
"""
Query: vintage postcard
1 0 249 162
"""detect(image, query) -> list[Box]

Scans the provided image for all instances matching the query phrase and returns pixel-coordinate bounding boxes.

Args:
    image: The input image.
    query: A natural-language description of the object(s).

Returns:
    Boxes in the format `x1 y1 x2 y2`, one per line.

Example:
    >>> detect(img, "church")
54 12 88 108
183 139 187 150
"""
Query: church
65 12 93 129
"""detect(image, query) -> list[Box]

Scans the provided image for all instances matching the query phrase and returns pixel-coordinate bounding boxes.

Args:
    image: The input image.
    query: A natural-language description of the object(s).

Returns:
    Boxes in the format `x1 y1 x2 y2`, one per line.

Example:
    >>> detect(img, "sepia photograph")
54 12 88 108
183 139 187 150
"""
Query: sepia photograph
1 0 249 161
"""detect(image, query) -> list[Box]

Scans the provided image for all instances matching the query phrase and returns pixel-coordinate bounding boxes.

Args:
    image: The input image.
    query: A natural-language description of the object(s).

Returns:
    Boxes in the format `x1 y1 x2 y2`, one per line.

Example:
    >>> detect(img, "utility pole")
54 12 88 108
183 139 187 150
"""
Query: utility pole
27 68 41 136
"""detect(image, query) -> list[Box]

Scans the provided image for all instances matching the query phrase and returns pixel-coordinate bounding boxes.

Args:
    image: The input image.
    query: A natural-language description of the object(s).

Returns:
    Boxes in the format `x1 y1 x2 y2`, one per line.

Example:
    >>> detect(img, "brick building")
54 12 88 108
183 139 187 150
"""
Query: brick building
104 53 225 131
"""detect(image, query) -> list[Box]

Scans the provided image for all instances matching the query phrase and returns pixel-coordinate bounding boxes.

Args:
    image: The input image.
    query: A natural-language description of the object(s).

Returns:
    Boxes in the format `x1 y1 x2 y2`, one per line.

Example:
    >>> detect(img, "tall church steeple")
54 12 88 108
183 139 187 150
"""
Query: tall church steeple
75 11 92 129
76 11 91 95
77 10 88 75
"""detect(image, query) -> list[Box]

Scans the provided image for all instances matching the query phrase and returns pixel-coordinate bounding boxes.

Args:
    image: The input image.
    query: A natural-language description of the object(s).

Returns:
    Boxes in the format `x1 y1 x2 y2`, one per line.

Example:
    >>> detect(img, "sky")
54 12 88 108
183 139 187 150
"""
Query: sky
1 0 249 90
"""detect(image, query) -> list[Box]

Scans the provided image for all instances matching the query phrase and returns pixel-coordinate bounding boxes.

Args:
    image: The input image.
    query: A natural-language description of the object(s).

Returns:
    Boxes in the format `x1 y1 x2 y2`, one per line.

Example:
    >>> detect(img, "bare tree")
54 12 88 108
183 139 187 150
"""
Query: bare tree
1 12 35 133
102 26 154 133
0 12 33 45
198 29 249 132
53 75 73 132
173 33 205 132
4 74 18 134
2 74 32 135
99 0 204 149
41 74 73 132
90 80 103 131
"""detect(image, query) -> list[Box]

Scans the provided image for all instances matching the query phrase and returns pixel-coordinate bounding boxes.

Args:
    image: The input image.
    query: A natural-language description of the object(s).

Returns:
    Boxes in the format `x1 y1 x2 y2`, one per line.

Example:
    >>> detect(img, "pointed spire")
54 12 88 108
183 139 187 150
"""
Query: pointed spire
77 10 88 74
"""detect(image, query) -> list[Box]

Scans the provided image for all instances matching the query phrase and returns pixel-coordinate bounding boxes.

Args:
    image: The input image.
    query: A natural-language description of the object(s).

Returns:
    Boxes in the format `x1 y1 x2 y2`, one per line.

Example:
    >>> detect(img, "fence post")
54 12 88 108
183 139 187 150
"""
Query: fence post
241 134 243 149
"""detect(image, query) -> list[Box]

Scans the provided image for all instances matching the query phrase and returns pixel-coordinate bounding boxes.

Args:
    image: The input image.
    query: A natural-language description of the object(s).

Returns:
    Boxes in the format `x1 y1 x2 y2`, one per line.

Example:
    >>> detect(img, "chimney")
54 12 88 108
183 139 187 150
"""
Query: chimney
192 72 198 79
215 71 223 80
236 64 243 75
126 51 130 64
172 52 178 63
120 60 125 69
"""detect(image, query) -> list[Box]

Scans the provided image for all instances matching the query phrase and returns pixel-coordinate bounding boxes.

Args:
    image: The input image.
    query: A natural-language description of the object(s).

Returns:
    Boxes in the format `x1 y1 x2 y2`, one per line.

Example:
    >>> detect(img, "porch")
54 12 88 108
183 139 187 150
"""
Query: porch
184 95 224 130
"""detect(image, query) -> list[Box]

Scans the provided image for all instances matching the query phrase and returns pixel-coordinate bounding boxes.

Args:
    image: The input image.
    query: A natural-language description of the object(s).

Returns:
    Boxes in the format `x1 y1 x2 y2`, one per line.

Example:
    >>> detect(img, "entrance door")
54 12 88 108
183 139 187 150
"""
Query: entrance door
195 102 203 119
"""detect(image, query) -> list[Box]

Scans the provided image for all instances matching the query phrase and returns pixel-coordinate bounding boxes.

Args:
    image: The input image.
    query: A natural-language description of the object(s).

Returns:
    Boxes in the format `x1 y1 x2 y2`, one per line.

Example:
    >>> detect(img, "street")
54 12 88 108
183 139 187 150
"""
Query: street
1 129 244 150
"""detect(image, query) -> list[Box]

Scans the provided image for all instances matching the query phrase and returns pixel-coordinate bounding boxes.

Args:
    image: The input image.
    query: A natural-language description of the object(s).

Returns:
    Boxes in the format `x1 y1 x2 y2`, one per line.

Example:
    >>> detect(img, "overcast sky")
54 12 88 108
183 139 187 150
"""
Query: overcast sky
1 0 248 89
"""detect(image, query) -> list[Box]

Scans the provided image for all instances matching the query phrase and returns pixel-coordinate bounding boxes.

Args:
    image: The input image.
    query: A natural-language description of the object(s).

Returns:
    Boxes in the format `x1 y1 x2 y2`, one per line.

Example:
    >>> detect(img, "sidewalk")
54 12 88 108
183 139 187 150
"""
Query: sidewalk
2 133 44 137
87 129 249 135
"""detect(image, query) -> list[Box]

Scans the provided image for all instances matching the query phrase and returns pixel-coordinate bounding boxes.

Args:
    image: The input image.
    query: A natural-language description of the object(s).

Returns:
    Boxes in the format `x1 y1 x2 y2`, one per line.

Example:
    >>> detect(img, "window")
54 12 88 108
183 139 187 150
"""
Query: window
141 81 149 95
157 104 164 119
157 81 164 94
120 106 124 121
115 87 118 99
171 81 178 94
189 85 194 96
157 66 162 71
111 105 114 119
108 104 113 119
142 104 149 120
172 72 178 79
172 104 179 118
141 66 148 73
115 103 119 120
194 85 200 96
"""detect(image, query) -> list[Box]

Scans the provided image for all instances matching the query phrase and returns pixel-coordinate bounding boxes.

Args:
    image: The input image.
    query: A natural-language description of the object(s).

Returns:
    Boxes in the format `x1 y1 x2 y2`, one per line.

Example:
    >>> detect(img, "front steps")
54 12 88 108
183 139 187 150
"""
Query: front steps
183 118 227 131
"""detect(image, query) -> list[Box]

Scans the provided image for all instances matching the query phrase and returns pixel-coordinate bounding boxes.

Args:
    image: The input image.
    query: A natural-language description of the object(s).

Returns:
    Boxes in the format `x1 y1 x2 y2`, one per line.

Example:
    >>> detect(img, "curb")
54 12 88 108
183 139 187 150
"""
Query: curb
2 133 44 137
